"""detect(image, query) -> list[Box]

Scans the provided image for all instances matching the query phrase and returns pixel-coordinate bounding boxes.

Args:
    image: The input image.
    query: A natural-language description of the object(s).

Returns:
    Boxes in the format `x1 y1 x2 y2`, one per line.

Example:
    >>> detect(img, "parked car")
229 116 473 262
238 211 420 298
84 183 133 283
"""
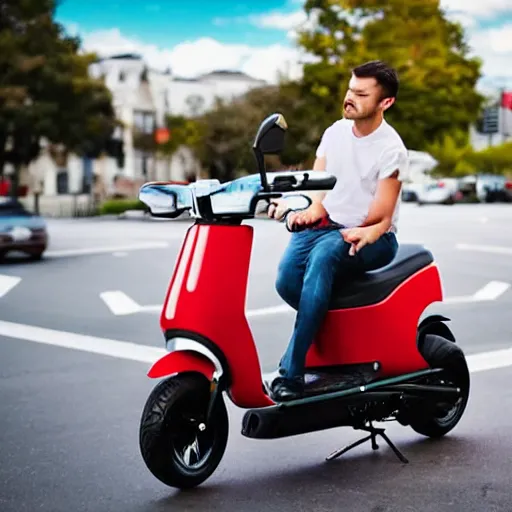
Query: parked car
0 198 48 260
416 178 463 205
475 174 512 203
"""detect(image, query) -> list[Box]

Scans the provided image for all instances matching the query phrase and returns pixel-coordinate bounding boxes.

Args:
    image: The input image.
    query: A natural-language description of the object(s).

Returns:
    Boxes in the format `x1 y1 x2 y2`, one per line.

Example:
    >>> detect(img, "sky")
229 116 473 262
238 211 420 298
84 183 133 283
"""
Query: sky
55 0 512 90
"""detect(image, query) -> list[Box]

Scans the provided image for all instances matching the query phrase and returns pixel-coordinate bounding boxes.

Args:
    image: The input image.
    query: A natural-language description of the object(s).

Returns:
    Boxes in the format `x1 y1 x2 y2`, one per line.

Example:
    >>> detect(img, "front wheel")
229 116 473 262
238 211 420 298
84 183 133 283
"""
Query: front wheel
139 373 229 489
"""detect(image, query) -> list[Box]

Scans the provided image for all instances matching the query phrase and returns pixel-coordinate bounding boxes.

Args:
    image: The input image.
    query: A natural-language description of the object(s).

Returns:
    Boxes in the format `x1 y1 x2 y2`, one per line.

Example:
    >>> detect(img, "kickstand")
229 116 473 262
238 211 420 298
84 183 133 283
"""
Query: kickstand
325 422 409 464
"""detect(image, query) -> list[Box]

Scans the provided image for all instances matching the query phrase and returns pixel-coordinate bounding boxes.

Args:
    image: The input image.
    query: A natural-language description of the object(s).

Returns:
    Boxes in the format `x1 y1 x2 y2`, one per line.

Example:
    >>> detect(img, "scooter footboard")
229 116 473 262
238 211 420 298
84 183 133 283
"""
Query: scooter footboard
241 368 461 440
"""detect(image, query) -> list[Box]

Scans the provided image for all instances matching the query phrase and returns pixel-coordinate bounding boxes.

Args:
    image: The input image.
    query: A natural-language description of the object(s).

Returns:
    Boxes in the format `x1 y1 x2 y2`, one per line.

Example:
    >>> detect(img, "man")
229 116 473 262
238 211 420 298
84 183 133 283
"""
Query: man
267 60 409 401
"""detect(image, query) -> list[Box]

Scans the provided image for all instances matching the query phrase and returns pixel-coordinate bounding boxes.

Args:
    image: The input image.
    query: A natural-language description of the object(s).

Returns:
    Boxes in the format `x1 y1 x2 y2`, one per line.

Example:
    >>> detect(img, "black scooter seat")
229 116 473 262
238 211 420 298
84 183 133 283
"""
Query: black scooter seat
329 243 433 310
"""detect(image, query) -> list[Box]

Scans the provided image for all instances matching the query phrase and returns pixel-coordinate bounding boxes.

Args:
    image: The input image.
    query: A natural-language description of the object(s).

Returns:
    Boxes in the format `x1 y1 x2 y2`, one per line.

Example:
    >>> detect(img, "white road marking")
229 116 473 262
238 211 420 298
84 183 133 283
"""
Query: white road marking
444 281 510 304
467 347 512 374
0 320 165 363
44 241 171 258
456 243 512 256
0 319 511 375
0 274 21 299
99 280 510 317
99 291 142 316
472 281 511 301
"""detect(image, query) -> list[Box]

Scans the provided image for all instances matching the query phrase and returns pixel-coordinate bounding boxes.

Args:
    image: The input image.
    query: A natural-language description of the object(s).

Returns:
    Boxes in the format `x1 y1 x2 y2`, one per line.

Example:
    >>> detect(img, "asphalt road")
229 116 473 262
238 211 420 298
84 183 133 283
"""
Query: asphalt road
1 203 512 512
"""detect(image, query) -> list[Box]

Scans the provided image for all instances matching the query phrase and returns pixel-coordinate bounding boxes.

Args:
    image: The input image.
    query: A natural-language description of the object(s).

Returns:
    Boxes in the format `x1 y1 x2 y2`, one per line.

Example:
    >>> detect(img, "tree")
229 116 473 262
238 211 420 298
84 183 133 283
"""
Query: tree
191 82 325 182
0 0 117 196
468 141 512 175
296 0 485 150
424 132 476 177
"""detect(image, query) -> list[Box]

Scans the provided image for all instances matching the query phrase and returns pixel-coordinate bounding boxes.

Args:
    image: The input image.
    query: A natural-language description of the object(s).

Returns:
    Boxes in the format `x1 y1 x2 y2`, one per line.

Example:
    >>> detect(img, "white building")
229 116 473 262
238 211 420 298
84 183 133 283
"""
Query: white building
88 54 266 189
27 53 267 199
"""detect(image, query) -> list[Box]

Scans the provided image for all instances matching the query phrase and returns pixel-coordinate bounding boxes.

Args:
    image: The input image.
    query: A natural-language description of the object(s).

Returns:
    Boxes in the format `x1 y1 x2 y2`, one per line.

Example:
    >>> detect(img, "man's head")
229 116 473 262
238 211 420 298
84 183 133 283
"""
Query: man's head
343 60 399 120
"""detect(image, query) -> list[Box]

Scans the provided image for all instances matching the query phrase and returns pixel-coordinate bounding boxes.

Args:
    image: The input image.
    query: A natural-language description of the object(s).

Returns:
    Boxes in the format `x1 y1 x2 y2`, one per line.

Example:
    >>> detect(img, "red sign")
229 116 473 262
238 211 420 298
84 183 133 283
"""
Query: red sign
155 127 171 144
501 91 512 110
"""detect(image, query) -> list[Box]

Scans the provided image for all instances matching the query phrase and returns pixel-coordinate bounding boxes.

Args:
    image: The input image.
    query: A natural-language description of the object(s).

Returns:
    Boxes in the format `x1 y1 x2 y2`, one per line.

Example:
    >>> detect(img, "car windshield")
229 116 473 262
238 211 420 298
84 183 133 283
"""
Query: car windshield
0 198 31 216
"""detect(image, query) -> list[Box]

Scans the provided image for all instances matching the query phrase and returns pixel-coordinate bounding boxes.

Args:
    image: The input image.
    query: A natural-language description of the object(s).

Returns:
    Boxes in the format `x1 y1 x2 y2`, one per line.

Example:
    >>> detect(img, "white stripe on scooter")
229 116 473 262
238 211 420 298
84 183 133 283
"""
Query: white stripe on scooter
0 319 511 375
165 227 197 320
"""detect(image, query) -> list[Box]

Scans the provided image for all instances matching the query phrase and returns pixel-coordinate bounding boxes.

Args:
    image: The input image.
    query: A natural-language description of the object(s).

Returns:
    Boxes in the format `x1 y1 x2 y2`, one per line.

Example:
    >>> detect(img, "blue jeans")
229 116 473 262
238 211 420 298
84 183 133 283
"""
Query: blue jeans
275 223 398 379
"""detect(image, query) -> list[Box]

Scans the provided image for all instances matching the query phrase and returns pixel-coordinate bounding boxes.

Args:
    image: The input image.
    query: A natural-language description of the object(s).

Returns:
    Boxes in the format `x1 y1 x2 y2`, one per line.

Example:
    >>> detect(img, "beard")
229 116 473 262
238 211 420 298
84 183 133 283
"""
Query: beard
343 101 378 120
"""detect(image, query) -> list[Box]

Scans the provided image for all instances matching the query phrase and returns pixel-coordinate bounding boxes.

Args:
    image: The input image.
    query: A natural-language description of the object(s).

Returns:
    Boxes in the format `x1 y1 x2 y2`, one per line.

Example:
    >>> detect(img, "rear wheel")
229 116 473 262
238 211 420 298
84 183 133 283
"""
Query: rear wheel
139 373 229 489
409 333 470 438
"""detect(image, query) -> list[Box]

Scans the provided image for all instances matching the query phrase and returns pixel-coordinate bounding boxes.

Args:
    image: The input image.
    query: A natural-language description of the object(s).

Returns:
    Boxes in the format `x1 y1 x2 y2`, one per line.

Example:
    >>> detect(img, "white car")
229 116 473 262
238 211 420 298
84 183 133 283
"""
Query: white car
417 179 461 205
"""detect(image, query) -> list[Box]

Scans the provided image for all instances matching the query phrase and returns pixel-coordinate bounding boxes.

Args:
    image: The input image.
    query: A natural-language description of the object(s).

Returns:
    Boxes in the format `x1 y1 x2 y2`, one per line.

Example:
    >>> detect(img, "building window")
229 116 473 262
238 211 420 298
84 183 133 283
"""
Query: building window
133 110 155 134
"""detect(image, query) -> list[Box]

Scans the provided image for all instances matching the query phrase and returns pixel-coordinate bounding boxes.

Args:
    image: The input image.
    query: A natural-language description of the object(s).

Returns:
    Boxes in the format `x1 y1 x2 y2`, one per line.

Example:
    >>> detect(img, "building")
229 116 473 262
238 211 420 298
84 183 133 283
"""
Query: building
25 53 267 200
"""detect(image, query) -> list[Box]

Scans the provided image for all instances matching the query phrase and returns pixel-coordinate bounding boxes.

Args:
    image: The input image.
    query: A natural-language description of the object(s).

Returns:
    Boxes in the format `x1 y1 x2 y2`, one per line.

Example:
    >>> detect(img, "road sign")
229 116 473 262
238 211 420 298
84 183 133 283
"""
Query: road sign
481 106 499 134
476 106 500 135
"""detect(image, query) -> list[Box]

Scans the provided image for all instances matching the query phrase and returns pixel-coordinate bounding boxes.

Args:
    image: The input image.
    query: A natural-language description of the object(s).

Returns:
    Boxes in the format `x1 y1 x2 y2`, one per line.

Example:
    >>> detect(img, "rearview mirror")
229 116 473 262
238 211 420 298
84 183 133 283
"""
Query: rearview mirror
253 113 288 191
139 182 193 218
253 113 288 155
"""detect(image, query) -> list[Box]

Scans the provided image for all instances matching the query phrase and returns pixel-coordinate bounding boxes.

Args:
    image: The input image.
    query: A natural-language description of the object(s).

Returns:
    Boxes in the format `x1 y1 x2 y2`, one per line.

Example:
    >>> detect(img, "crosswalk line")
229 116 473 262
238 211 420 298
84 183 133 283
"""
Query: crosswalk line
0 274 21 299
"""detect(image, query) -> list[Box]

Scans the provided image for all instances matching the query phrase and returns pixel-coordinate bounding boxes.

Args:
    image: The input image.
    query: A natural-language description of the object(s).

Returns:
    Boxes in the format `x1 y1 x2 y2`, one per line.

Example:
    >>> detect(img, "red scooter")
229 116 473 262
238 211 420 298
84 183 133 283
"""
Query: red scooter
137 113 470 490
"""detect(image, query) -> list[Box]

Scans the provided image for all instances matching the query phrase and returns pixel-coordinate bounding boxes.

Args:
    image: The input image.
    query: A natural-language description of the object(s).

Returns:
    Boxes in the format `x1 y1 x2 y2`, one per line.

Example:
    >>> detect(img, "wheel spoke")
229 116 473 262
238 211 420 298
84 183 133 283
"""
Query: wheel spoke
182 436 201 466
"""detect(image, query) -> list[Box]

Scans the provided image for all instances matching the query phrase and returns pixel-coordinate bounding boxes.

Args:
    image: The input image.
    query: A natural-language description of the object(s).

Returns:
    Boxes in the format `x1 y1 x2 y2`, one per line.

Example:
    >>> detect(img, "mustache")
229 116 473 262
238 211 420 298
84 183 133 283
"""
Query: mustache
344 101 356 109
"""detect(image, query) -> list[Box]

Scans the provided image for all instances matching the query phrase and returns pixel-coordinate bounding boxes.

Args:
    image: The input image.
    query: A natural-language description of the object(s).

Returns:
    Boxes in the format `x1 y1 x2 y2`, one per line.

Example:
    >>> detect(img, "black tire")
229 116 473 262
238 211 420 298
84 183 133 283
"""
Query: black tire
139 372 229 489
410 333 470 438
28 252 44 261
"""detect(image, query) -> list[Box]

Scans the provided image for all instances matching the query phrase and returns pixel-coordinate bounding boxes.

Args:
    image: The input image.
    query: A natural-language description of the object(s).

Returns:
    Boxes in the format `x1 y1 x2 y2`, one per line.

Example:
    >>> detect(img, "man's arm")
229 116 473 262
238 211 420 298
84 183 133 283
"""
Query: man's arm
360 169 401 234
342 145 408 254
341 171 402 254
306 156 327 204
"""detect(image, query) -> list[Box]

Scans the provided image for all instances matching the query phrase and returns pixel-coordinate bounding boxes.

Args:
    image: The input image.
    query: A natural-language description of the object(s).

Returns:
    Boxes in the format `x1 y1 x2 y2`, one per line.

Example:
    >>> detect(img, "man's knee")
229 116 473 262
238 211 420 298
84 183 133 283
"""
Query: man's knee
276 265 301 306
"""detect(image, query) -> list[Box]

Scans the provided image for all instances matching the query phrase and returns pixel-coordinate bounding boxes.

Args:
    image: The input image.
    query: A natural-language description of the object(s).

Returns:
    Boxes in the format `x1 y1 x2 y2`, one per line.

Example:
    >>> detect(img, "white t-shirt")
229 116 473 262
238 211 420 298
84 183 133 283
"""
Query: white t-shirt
316 118 409 233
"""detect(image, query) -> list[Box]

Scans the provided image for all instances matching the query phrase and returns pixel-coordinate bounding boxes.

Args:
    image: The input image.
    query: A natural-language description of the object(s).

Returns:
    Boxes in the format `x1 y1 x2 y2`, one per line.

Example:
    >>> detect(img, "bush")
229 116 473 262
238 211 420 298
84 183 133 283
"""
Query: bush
99 198 147 215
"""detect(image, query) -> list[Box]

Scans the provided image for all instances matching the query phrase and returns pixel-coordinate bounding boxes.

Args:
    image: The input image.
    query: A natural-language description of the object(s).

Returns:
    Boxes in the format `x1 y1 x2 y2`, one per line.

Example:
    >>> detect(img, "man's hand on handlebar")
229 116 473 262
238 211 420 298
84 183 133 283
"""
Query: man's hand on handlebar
267 199 289 221
286 202 326 230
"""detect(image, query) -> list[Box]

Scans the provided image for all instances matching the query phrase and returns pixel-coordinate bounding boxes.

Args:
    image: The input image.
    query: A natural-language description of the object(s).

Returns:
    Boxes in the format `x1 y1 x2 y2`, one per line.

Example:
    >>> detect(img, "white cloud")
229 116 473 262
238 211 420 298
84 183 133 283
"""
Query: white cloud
446 11 478 28
78 28 305 83
440 0 512 17
468 23 512 88
72 2 512 90
248 10 307 31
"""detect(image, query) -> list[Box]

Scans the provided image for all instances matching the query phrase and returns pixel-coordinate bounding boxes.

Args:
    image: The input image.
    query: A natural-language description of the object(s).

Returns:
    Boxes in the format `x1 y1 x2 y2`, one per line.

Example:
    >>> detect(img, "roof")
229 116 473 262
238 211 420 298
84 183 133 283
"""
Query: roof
102 53 143 61
199 70 265 82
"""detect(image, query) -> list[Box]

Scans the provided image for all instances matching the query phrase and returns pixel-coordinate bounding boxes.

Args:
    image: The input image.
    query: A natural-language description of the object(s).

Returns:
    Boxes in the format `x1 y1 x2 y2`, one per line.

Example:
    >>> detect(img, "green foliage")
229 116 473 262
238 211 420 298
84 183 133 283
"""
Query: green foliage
159 115 204 156
98 198 147 215
425 132 476 177
296 0 485 150
0 0 117 192
468 142 512 175
189 82 326 182
426 137 512 177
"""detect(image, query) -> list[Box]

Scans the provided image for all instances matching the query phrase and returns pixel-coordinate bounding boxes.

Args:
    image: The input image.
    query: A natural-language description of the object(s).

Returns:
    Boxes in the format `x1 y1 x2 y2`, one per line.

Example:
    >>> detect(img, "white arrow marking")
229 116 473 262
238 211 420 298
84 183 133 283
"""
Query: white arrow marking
0 274 21 299
99 280 510 317
0 318 511 375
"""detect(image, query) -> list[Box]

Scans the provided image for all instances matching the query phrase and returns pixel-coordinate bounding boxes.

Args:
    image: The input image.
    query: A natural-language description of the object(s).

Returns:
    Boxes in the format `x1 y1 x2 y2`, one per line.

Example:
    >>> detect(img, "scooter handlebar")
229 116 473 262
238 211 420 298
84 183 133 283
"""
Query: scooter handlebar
138 170 336 221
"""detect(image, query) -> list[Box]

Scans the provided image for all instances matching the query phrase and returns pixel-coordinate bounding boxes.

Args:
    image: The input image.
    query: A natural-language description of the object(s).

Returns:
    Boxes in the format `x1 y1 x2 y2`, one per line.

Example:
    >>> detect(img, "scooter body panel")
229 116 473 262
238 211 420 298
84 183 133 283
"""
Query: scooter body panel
305 263 443 376
159 223 274 408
